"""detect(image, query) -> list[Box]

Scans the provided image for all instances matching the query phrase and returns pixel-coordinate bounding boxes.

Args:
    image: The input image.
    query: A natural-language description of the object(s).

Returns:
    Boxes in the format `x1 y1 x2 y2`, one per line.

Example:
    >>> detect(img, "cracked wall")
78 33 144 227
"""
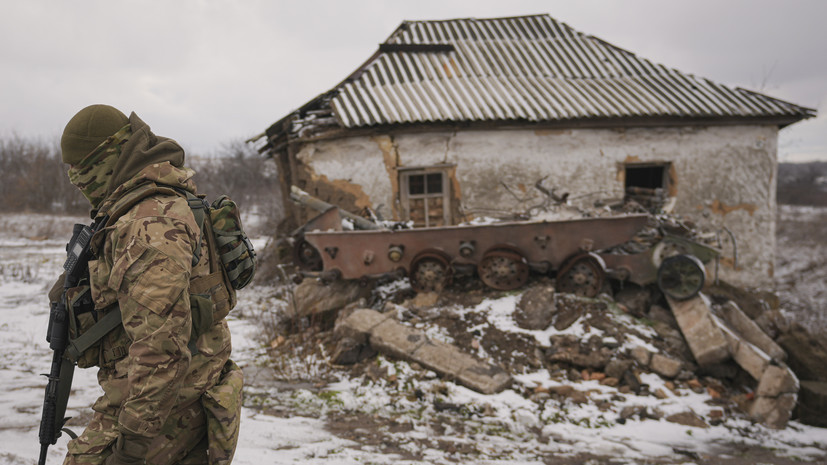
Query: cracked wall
293 137 389 222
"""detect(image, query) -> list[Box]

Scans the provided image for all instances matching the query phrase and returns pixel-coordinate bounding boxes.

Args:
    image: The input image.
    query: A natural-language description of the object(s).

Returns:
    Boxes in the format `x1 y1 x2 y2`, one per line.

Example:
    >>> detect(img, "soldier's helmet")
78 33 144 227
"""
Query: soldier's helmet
61 104 128 165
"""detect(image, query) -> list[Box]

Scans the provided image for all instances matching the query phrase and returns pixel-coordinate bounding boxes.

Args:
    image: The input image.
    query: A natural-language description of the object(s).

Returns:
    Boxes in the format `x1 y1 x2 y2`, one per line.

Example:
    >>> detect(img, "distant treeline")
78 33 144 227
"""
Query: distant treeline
778 162 827 206
0 136 283 229
0 136 87 213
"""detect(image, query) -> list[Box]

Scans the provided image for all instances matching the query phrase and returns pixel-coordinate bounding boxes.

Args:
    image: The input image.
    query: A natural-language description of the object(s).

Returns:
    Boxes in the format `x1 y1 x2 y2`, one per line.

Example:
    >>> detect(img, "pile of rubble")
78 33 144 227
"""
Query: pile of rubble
274 272 827 432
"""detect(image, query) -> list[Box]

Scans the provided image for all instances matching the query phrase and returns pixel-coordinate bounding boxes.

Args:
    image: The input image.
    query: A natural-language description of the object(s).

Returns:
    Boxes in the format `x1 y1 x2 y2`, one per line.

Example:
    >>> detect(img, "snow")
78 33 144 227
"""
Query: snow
0 213 826 464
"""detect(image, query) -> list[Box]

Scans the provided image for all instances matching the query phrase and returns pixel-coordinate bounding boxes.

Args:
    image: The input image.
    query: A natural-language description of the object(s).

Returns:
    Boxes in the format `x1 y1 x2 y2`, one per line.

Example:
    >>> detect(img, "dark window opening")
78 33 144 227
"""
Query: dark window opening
408 173 444 195
624 163 672 213
426 173 442 194
409 174 425 195
625 165 665 190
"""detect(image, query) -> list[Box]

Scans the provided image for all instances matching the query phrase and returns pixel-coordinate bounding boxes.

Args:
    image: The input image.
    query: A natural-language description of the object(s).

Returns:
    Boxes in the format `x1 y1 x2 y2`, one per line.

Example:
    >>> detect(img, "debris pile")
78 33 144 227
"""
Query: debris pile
268 268 827 433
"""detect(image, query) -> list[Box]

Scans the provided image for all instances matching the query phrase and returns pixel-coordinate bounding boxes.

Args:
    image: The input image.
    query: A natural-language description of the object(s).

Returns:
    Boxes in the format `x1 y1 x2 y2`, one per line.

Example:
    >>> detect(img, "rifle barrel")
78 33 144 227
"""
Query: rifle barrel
38 445 48 465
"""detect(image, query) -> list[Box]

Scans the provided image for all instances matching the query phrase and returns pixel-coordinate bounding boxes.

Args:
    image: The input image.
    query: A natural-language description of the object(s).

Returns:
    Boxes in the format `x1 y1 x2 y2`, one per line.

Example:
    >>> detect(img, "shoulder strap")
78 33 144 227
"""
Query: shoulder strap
168 187 211 268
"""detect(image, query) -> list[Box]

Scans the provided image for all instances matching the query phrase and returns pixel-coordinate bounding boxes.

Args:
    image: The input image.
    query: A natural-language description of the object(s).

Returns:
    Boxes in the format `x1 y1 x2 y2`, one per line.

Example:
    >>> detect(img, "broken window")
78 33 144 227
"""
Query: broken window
624 162 672 211
399 166 453 227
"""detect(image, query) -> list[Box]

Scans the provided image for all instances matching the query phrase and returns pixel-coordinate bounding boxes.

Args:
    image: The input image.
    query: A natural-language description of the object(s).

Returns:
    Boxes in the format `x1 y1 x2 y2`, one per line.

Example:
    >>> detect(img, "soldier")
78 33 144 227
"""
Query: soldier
58 104 242 465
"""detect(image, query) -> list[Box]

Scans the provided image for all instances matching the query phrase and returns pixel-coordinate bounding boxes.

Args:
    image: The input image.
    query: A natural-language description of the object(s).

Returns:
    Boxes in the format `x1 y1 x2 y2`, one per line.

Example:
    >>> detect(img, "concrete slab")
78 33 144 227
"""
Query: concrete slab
717 320 771 381
412 339 474 374
293 278 367 317
458 364 513 395
341 308 513 394
336 308 394 344
798 381 827 427
718 301 786 362
370 318 427 359
408 339 512 394
666 295 730 366
749 393 797 429
756 365 799 397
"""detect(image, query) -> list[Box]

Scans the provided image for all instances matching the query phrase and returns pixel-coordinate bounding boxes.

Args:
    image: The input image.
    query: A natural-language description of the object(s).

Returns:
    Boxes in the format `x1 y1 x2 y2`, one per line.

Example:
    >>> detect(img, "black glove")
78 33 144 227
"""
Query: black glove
104 432 152 465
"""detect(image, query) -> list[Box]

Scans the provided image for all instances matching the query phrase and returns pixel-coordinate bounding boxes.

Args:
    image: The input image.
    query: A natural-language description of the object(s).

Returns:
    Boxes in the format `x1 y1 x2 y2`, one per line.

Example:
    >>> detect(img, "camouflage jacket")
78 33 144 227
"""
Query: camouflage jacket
86 114 233 439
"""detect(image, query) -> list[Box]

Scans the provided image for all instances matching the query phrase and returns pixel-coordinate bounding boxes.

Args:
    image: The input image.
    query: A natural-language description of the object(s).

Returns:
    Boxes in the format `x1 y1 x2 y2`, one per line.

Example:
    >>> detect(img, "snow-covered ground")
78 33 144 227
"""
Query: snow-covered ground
776 205 827 330
1 213 826 465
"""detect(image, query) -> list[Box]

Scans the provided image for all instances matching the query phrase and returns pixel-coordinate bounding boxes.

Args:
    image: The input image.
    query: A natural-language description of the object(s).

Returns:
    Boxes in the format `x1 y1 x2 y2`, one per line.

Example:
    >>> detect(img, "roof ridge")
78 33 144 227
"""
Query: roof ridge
399 14 553 25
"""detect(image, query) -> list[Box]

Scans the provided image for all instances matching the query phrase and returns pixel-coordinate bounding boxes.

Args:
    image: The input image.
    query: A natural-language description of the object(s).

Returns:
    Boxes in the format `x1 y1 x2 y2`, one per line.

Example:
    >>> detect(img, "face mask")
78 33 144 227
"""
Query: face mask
67 125 130 209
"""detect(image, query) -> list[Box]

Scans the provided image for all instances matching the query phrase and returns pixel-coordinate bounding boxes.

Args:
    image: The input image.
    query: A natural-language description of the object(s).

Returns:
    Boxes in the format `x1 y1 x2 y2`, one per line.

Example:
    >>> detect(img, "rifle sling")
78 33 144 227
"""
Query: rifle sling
65 308 123 362
65 303 201 362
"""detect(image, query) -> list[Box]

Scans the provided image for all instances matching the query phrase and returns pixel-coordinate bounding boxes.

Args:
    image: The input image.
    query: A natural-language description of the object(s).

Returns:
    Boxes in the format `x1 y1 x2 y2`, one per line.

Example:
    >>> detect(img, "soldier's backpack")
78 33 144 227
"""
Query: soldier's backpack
62 182 256 366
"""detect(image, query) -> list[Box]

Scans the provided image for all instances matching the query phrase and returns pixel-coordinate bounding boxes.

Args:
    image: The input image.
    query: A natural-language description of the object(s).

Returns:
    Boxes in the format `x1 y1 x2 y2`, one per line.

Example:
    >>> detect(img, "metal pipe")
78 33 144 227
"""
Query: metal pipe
289 185 383 231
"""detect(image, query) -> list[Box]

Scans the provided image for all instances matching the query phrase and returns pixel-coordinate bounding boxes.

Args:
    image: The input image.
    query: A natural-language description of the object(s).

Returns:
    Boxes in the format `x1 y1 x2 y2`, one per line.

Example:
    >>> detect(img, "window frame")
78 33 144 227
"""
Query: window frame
398 164 454 227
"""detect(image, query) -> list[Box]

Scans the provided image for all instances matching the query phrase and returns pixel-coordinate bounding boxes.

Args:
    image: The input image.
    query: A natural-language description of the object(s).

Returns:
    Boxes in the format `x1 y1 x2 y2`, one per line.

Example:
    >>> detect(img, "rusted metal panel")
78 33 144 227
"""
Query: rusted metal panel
295 200 718 299
601 252 658 286
303 213 649 281
301 207 344 233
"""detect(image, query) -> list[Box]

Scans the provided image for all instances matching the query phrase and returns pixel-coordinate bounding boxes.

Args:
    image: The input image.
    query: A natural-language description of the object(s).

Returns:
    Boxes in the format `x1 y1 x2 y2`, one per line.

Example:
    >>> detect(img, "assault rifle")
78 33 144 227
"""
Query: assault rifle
38 221 101 465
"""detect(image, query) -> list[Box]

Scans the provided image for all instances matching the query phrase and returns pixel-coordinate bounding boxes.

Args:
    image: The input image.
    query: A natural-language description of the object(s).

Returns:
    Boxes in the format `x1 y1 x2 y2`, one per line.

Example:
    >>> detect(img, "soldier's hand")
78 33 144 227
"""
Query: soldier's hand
104 432 152 465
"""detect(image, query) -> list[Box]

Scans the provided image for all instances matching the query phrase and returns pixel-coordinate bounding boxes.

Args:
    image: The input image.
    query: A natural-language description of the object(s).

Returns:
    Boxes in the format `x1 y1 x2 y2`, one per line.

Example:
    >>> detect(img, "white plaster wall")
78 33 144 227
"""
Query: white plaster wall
300 125 779 287
295 137 391 212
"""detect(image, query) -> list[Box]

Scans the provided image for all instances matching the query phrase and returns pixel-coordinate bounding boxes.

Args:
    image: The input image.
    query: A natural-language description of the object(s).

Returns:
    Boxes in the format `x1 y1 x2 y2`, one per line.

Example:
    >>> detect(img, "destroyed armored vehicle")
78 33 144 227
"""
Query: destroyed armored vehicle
290 187 719 300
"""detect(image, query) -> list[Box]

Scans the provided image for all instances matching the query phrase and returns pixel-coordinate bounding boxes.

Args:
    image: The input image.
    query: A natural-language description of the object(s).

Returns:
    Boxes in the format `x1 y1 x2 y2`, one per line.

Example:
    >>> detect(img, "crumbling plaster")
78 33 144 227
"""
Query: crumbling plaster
293 124 779 287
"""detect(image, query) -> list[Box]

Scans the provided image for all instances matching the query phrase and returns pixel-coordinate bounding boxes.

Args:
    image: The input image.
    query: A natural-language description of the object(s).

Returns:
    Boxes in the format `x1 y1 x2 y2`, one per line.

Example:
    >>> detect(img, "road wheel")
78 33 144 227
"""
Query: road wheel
410 252 452 293
556 254 606 298
657 254 706 300
478 248 530 291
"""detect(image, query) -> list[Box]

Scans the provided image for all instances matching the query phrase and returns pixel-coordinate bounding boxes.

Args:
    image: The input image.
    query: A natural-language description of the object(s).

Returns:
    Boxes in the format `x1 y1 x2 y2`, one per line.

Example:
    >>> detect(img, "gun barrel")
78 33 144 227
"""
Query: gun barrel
38 445 48 465
38 356 61 464
38 350 75 465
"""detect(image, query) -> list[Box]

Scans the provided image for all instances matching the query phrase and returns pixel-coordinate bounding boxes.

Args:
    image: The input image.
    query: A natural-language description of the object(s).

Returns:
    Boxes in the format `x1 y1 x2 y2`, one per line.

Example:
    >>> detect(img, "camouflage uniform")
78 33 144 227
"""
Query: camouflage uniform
62 111 242 465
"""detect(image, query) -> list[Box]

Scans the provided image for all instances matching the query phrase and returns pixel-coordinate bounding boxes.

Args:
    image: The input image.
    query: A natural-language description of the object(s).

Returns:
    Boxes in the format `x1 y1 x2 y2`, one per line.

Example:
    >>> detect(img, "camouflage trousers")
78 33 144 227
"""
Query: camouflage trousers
64 360 243 465
63 399 207 465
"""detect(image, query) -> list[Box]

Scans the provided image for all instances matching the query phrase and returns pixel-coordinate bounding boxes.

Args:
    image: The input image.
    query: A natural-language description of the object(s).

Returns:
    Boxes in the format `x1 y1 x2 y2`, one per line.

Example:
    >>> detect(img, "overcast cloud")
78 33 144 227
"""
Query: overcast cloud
1 0 825 161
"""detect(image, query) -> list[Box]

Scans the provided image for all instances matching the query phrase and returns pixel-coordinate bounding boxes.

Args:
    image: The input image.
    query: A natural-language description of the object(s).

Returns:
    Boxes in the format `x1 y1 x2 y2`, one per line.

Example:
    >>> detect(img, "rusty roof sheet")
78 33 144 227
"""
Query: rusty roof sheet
267 14 814 142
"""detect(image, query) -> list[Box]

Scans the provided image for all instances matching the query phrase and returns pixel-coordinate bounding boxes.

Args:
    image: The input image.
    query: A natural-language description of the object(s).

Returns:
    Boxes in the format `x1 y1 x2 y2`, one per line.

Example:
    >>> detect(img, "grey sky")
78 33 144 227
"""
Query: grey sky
1 0 824 161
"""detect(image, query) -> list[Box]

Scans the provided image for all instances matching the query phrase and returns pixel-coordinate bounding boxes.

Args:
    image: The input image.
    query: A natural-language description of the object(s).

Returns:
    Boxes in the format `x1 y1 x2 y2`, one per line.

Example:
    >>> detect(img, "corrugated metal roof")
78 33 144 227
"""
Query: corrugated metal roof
267 14 814 142
329 15 813 128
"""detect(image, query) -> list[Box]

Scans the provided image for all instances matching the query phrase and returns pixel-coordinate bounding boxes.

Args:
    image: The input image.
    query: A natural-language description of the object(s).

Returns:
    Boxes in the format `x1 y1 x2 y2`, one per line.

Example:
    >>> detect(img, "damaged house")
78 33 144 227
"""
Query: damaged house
255 14 814 287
